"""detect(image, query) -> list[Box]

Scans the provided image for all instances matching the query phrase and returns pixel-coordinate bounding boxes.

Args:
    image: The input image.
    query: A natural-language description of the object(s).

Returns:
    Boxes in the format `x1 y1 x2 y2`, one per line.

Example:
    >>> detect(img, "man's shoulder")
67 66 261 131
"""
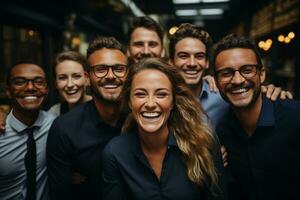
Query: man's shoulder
274 99 300 120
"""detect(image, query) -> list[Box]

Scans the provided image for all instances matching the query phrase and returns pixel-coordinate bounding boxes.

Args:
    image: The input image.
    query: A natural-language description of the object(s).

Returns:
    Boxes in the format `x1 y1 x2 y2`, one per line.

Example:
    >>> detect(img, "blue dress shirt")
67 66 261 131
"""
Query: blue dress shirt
199 81 229 128
0 110 56 200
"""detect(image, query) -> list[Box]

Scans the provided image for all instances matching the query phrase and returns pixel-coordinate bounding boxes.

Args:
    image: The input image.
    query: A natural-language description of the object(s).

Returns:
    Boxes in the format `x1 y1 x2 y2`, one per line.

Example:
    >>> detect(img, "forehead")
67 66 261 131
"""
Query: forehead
175 37 206 54
215 48 257 69
56 60 84 74
132 69 171 89
130 27 161 43
88 48 127 66
10 64 45 78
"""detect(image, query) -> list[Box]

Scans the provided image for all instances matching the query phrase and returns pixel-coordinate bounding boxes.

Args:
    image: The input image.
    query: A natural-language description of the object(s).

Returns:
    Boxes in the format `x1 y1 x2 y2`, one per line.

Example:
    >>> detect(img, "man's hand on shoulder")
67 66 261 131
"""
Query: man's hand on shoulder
203 75 218 92
261 84 293 101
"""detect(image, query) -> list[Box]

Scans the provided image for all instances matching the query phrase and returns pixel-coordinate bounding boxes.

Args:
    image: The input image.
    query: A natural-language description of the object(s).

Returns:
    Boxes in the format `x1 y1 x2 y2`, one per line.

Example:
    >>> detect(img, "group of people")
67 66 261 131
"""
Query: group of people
0 16 299 200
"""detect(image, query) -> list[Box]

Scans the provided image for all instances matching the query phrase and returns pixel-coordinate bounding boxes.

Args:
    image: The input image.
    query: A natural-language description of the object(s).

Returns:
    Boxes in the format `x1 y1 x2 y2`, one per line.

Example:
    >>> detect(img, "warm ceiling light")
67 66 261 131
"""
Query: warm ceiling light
169 26 179 35
173 0 200 4
199 8 223 15
176 9 198 16
258 41 265 48
202 0 230 2
284 37 291 43
288 32 295 39
266 39 272 45
278 35 285 42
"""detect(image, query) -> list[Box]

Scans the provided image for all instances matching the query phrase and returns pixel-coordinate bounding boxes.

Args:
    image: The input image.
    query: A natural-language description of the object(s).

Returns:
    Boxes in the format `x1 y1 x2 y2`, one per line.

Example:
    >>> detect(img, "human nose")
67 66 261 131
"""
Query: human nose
105 67 116 79
67 77 75 87
231 70 245 84
145 95 156 109
142 44 150 55
187 56 196 67
26 80 35 89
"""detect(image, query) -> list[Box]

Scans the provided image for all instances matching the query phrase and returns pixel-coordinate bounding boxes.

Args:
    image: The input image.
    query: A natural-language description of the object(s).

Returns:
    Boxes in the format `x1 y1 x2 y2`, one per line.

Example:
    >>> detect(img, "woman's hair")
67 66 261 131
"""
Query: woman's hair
55 51 88 72
122 57 217 189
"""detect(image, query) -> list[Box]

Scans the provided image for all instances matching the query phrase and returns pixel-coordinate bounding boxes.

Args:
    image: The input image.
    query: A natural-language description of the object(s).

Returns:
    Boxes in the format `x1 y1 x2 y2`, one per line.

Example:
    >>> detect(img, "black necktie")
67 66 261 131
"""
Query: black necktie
24 127 36 200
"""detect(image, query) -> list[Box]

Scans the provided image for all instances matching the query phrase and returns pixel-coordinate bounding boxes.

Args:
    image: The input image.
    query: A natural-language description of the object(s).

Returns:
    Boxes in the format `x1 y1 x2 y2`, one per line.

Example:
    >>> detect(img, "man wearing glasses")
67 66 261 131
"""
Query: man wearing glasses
212 34 300 200
0 62 56 200
47 36 128 200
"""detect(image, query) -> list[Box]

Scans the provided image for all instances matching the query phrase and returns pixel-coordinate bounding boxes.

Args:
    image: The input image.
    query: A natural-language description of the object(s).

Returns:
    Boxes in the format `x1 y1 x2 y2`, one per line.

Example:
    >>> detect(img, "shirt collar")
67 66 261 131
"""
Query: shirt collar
87 100 127 129
200 80 209 100
257 95 275 127
86 100 104 126
7 110 44 133
133 129 178 154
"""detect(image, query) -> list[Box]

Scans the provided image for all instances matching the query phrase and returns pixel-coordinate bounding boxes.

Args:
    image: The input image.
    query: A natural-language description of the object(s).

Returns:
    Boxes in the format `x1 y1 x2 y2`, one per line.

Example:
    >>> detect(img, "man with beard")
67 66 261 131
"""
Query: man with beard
127 16 165 63
47 36 128 200
212 34 300 200
168 23 292 129
0 62 55 200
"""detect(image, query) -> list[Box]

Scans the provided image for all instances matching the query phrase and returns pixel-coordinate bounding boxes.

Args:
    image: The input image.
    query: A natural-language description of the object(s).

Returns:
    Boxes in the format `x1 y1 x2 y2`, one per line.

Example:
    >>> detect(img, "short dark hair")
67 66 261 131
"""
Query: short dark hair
127 16 164 45
55 51 88 72
169 23 212 60
211 34 262 73
86 36 127 60
6 60 45 86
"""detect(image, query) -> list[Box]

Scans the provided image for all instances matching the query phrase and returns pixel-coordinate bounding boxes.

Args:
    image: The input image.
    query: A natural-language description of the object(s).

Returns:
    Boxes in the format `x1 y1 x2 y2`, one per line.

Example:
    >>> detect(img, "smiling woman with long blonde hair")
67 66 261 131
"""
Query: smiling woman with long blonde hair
102 57 227 200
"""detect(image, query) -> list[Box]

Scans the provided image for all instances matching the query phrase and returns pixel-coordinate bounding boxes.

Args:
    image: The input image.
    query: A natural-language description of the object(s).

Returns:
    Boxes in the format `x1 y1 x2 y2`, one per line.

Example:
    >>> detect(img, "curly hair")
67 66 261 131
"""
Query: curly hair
168 23 212 60
122 57 217 190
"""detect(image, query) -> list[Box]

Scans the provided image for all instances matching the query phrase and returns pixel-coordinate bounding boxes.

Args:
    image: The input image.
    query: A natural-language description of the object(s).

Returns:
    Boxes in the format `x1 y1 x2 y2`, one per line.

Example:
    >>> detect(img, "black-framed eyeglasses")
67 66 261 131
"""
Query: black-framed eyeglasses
9 77 47 89
89 64 127 78
214 64 262 83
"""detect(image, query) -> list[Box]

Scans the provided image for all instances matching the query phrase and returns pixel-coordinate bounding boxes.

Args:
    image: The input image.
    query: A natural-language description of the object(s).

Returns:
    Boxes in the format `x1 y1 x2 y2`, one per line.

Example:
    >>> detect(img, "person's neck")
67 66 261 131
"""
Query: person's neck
12 108 39 126
232 94 263 137
139 126 169 154
93 97 123 126
188 81 202 97
68 94 92 109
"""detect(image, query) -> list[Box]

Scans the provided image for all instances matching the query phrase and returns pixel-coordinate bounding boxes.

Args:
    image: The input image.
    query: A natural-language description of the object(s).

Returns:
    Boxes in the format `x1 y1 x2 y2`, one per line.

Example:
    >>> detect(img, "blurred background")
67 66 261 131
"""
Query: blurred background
0 0 299 110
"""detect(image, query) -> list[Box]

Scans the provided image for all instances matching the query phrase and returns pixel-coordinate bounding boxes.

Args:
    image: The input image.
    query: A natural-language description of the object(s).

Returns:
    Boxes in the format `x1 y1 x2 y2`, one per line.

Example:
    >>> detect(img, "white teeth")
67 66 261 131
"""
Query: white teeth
103 85 118 89
184 70 198 75
232 88 247 94
24 96 37 100
141 112 160 118
66 90 78 95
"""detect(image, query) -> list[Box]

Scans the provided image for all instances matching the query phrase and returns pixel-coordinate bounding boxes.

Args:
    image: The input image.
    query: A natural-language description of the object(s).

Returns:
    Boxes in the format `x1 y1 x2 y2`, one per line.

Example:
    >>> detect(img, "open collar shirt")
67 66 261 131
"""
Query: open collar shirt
47 100 126 200
102 131 227 200
216 96 300 200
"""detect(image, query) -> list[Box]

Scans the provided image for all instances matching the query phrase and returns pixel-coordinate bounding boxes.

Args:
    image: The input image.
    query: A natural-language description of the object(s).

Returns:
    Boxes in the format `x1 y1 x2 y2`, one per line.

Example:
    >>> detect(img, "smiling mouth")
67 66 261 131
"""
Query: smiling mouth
65 90 78 95
141 111 161 119
23 96 38 100
231 87 249 94
183 69 200 75
103 84 119 89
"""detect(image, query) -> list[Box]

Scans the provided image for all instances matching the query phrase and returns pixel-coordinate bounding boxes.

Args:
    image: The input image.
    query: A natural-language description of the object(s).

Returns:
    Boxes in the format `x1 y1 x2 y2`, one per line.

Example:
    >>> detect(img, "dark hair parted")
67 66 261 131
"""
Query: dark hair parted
86 36 127 60
211 34 263 73
169 23 212 60
127 16 164 45
55 51 88 72
122 57 217 190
